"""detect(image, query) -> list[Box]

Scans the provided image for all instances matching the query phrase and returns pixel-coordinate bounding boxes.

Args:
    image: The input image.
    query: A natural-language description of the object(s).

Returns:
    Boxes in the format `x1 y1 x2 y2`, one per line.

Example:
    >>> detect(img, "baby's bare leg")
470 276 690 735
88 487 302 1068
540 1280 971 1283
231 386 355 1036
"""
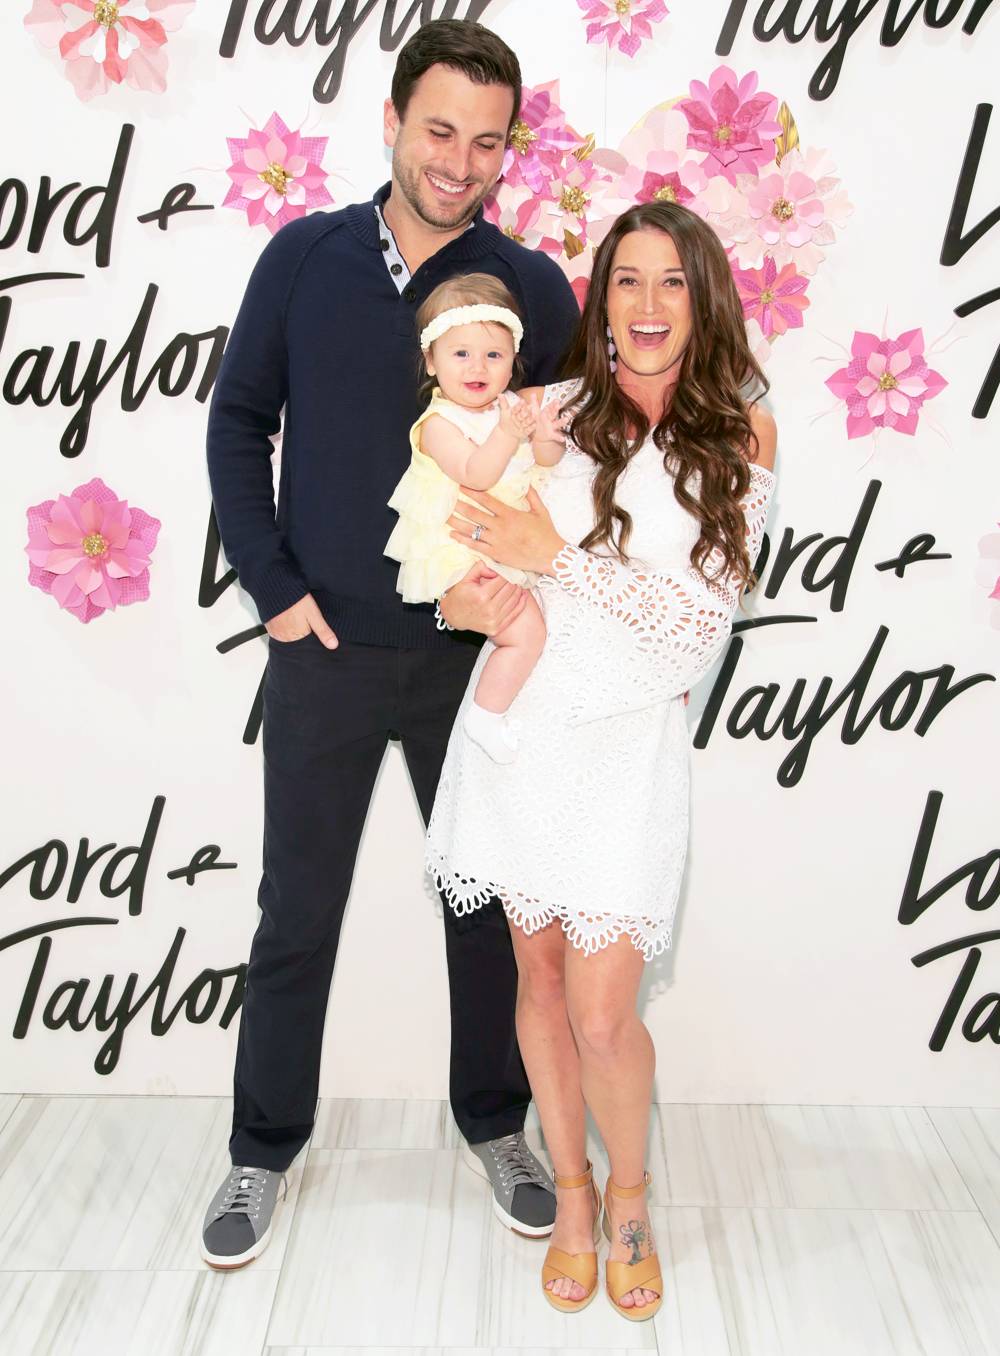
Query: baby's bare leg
474 591 546 713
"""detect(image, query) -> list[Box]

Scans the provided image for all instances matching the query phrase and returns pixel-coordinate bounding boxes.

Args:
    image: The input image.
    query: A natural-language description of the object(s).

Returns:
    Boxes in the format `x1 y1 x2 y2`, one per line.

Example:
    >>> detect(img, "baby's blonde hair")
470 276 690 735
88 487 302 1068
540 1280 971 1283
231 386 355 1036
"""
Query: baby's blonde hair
416 273 524 404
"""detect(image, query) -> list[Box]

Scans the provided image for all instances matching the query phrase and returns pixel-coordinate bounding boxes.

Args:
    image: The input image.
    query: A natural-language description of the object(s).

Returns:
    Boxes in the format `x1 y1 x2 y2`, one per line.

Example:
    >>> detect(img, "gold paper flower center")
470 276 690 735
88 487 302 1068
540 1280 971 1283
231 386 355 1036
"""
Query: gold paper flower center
771 196 795 221
82 532 109 558
616 0 631 15
259 162 291 195
509 120 538 155
93 1 120 26
654 184 677 202
759 288 775 304
877 372 899 391
560 185 588 216
503 225 525 244
714 124 734 143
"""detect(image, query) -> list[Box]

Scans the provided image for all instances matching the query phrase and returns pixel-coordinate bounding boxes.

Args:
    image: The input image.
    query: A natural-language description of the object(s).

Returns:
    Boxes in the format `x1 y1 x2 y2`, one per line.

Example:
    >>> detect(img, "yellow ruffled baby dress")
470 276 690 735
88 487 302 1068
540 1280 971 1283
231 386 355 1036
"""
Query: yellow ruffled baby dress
385 390 549 604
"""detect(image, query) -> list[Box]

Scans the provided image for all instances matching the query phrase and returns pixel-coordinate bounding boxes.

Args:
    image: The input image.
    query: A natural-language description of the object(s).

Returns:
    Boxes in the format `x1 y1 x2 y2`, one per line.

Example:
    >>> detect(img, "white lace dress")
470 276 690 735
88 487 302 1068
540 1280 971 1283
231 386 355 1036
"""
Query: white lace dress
425 380 775 959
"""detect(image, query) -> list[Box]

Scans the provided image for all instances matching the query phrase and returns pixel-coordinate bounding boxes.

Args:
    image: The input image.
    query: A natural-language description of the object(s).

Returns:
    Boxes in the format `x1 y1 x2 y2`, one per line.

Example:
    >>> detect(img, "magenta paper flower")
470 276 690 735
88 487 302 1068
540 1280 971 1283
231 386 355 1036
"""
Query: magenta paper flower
24 0 194 101
577 0 668 57
825 330 947 439
501 81 584 194
732 255 810 338
483 183 546 251
678 66 781 182
223 112 333 235
25 478 160 624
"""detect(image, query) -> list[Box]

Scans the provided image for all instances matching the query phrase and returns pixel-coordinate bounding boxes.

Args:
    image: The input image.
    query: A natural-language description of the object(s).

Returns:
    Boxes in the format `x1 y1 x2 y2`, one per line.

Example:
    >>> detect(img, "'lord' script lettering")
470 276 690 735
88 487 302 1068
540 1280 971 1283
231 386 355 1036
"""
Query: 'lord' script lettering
0 797 244 1074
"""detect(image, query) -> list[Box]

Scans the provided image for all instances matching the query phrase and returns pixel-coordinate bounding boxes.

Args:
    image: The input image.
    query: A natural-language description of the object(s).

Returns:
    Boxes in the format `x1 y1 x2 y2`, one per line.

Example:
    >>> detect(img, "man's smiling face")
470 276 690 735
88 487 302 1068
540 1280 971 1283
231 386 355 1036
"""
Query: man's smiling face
384 63 514 231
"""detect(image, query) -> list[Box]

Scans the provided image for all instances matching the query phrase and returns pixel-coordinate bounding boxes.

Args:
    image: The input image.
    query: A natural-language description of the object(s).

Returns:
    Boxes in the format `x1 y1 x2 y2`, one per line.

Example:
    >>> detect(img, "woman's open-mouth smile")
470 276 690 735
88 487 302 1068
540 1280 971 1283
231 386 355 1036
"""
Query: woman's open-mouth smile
627 322 672 350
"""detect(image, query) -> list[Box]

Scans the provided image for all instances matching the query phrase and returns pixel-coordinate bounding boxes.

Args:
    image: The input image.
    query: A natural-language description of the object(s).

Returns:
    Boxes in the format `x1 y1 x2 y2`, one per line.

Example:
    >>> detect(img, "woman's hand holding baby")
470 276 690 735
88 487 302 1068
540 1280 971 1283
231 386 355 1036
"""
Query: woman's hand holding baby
449 486 567 576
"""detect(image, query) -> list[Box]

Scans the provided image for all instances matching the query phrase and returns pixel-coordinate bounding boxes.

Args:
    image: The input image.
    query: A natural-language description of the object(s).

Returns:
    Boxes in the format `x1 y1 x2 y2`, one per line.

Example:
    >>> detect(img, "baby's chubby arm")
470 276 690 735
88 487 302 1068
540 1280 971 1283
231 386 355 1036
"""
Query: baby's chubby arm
520 387 567 467
420 397 537 492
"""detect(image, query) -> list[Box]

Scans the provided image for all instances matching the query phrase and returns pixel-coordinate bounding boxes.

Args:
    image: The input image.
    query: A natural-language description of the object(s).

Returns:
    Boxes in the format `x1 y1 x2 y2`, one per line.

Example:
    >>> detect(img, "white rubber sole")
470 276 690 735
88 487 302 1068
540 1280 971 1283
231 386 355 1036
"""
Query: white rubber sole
200 1217 274 1270
461 1141 554 1239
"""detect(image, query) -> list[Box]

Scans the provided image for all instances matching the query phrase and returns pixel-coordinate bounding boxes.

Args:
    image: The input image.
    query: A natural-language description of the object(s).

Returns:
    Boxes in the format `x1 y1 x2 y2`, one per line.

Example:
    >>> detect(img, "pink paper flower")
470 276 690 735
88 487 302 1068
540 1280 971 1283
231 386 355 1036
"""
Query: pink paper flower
24 0 194 100
577 0 668 58
223 113 333 235
678 66 781 182
483 183 546 251
724 147 852 273
25 478 160 623
825 330 947 439
588 106 733 250
501 80 584 195
976 527 1000 629
570 273 591 312
536 157 612 258
732 255 810 338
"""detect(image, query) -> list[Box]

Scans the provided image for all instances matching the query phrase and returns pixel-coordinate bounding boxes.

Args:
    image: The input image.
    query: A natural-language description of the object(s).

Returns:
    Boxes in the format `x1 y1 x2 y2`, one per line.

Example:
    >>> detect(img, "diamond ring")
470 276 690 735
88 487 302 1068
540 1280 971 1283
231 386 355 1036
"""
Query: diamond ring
472 523 484 543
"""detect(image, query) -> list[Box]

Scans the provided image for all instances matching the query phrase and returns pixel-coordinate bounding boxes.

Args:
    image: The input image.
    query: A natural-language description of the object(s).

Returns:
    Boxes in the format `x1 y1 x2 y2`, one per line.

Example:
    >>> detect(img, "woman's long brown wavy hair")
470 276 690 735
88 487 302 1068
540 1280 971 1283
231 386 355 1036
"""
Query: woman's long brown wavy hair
562 201 768 587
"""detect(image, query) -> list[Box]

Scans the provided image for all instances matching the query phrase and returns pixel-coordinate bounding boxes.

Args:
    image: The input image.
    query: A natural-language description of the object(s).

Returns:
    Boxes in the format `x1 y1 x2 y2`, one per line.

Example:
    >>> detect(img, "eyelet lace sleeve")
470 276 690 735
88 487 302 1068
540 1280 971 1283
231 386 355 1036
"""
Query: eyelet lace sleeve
547 464 775 725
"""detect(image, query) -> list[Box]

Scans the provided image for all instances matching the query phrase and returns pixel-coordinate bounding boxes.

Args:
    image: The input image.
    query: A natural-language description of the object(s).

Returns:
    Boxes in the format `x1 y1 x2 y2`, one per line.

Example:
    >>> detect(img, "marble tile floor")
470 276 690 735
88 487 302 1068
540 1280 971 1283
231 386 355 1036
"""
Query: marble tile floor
0 1096 998 1356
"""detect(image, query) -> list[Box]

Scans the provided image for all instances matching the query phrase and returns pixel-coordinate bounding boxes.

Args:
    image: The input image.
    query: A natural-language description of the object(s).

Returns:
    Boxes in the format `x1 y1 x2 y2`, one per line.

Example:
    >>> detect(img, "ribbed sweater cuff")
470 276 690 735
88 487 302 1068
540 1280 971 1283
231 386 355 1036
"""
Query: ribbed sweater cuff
247 562 309 623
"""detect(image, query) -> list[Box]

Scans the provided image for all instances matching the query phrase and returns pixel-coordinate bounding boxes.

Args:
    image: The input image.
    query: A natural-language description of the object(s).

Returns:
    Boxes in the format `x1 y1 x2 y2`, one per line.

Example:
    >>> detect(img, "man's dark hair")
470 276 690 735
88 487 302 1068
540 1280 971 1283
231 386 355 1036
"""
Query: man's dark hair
391 19 522 133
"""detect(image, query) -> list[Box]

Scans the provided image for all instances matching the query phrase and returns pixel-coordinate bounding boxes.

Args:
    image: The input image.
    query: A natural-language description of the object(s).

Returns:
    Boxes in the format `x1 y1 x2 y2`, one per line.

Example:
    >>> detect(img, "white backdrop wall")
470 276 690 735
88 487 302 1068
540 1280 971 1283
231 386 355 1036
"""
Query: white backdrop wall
2 0 999 1105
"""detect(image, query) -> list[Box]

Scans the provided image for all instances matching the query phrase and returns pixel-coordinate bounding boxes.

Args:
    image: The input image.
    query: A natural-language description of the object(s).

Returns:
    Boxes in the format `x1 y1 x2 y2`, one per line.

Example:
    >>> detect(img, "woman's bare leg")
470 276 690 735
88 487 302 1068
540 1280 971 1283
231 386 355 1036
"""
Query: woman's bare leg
565 935 659 1311
508 919 595 1304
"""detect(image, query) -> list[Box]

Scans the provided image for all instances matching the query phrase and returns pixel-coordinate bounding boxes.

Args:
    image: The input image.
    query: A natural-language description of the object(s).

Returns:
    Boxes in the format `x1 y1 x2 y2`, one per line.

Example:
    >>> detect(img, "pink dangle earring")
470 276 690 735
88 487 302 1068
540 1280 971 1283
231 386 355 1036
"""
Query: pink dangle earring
606 322 617 373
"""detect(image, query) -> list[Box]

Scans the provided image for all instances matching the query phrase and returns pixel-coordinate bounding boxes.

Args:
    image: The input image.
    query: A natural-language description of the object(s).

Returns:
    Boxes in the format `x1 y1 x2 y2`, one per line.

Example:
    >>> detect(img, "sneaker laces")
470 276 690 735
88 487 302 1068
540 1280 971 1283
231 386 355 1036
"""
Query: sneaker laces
218 1166 274 1219
490 1132 549 1190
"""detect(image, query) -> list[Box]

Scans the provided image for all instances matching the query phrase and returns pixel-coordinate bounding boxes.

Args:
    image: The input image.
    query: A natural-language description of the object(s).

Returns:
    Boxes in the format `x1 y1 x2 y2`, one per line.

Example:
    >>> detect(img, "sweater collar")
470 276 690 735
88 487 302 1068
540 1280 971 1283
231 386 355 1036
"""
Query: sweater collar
345 182 501 262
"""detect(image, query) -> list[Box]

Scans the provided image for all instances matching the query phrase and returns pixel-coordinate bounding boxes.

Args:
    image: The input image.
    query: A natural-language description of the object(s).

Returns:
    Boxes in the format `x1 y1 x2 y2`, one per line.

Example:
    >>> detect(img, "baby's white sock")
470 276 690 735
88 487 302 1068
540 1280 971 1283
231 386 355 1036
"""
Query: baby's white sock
463 701 519 765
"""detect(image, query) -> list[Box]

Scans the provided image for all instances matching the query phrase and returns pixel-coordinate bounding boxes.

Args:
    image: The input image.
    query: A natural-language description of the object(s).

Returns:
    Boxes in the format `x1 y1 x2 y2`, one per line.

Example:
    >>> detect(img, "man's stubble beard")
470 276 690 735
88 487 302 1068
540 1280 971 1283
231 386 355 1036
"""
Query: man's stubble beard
393 153 497 232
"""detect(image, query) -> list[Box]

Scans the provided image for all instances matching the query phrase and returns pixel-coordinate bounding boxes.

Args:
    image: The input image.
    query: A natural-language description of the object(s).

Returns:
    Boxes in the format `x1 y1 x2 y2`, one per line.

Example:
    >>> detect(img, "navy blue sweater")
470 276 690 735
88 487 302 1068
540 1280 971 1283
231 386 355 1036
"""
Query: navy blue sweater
206 184 580 647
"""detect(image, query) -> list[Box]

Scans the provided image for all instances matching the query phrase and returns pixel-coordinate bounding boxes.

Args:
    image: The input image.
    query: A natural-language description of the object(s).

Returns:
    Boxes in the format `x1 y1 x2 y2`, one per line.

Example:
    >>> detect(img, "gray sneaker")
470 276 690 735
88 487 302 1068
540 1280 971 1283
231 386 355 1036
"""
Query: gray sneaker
462 1131 556 1237
200 1165 288 1269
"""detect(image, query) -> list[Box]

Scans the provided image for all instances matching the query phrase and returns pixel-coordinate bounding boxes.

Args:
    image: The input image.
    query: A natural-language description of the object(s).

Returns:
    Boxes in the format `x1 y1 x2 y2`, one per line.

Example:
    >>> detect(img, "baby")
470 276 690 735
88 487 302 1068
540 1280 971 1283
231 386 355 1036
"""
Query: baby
385 273 566 762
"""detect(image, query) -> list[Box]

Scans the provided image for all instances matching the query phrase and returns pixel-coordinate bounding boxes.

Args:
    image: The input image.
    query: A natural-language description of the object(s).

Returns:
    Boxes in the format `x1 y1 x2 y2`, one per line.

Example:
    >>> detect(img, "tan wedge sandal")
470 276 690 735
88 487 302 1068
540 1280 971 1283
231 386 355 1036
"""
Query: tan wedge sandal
602 1170 663 1322
541 1161 602 1314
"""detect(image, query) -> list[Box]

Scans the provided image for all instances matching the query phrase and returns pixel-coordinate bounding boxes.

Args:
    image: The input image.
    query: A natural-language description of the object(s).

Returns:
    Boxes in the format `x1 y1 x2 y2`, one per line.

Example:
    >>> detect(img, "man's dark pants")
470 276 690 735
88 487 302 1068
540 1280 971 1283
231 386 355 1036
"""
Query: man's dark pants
228 634 531 1171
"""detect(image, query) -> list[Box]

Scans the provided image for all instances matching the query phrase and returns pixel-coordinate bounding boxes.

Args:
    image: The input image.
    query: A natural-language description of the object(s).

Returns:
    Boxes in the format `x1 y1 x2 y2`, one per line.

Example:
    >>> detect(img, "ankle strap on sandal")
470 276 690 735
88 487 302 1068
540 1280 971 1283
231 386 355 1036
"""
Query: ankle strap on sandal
606 1169 652 1198
552 1160 593 1190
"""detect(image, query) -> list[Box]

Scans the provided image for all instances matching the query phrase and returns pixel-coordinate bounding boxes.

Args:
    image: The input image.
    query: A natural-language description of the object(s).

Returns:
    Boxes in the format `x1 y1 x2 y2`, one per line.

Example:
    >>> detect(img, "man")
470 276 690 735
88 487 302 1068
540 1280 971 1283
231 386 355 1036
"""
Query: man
202 19 580 1268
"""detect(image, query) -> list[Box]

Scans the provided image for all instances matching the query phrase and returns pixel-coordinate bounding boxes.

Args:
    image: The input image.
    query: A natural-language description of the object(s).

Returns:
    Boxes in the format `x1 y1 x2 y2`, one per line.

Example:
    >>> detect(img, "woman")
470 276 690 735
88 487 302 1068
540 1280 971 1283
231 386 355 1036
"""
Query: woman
426 201 777 1319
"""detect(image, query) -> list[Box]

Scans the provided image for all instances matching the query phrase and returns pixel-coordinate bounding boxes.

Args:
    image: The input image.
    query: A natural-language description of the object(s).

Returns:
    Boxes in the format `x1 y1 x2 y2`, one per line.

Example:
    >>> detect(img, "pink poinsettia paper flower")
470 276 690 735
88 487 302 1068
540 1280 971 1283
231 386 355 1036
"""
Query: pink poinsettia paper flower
483 183 546 251
577 0 668 57
732 255 810 338
501 80 584 194
24 0 194 101
825 330 947 439
25 477 160 624
678 66 781 182
223 113 333 235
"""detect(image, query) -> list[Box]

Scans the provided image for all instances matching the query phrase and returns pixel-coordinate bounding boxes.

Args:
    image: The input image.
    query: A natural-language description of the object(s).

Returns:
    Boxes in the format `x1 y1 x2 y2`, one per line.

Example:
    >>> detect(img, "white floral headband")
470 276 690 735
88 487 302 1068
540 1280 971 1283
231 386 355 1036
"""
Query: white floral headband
419 303 523 354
